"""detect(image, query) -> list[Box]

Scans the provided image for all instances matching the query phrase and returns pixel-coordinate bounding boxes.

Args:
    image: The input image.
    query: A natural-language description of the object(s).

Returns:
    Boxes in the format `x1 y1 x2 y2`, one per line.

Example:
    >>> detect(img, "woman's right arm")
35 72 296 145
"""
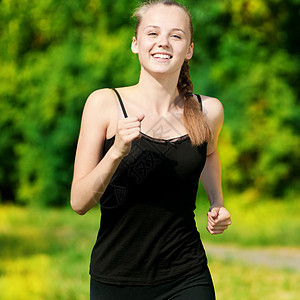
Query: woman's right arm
70 89 143 215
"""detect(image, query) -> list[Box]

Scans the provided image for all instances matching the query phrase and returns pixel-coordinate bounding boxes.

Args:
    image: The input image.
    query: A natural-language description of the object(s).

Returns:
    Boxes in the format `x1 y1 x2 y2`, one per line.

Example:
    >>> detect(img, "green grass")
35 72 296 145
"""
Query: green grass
195 188 300 246
209 258 300 300
0 196 299 299
0 205 99 300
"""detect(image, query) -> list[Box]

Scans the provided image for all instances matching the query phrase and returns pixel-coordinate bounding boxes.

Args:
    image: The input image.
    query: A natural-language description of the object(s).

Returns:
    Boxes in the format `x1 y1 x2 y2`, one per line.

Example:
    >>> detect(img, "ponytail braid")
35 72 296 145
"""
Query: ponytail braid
178 60 211 146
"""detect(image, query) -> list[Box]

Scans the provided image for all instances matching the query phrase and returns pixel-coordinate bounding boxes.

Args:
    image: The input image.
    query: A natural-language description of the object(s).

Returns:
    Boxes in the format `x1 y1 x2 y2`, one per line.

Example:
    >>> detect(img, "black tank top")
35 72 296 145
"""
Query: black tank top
90 89 208 285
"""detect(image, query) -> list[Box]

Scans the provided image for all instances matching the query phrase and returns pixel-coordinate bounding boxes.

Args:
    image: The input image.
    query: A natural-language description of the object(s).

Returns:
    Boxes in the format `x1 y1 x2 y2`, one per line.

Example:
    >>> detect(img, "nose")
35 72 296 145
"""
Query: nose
157 33 170 48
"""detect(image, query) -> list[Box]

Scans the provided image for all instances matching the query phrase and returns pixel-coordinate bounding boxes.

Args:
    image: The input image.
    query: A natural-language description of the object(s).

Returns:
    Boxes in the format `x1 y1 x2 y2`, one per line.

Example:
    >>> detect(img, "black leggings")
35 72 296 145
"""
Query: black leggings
90 267 215 300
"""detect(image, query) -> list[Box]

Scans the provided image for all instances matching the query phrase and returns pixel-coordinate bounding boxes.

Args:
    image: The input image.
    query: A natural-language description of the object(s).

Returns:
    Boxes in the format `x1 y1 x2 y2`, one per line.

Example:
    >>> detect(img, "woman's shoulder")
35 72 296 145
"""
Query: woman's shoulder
83 88 121 118
200 95 223 112
85 88 116 107
197 95 224 138
80 88 120 132
86 86 133 107
198 95 224 123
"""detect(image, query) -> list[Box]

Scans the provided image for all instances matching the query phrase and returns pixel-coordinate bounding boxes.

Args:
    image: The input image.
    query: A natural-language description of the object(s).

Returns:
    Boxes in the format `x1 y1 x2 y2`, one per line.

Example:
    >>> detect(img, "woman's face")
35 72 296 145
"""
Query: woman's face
132 4 193 76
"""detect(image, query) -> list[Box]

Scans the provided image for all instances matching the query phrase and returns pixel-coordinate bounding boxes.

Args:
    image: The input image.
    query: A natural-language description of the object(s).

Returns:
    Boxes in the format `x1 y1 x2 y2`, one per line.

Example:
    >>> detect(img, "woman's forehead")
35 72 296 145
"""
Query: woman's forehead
140 4 189 31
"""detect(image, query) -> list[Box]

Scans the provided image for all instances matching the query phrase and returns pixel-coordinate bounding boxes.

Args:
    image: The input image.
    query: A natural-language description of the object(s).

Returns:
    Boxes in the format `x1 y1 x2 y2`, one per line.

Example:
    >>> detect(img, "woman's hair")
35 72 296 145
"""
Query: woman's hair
132 0 211 146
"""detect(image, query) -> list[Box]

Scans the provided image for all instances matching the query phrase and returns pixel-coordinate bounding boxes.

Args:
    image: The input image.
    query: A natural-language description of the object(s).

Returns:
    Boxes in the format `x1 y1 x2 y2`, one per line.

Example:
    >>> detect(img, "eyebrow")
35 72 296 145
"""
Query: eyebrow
143 25 186 35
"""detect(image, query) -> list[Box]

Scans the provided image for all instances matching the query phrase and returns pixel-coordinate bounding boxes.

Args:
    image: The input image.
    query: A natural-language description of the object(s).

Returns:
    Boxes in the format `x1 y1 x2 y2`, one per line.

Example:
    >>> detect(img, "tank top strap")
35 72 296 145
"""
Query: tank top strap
111 88 128 118
195 94 203 111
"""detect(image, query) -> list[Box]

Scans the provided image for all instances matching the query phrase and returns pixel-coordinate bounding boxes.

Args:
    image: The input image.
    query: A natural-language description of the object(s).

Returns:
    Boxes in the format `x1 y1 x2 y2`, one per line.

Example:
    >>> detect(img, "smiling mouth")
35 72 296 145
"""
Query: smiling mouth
152 53 173 60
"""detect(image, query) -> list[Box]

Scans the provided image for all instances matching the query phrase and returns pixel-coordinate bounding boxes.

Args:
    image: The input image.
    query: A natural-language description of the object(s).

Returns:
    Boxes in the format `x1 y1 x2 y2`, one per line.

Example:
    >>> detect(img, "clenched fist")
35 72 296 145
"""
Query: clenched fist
112 114 145 158
207 207 231 235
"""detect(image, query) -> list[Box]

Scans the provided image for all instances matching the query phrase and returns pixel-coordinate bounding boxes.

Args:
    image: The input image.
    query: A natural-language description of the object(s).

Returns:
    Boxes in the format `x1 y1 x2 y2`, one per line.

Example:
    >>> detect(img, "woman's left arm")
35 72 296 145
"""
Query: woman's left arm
200 97 231 235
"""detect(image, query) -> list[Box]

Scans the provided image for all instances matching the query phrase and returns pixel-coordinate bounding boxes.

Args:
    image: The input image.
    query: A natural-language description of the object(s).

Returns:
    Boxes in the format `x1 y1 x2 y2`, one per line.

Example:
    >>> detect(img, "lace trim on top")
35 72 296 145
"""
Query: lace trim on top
140 132 189 144
105 133 190 146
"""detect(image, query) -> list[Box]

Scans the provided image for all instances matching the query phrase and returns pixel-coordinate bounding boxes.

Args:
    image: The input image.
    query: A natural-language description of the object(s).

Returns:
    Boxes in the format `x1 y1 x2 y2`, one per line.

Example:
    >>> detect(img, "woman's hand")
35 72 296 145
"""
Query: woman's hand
111 114 145 158
207 207 231 235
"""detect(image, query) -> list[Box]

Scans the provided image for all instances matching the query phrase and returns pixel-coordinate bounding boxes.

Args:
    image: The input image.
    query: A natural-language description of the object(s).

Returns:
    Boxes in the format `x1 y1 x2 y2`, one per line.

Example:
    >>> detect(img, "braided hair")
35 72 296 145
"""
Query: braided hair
177 59 211 145
133 0 211 146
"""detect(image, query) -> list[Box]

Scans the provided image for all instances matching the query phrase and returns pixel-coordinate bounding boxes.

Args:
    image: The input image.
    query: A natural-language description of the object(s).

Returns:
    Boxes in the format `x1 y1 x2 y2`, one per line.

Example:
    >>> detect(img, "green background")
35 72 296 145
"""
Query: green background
1 0 299 206
0 0 299 299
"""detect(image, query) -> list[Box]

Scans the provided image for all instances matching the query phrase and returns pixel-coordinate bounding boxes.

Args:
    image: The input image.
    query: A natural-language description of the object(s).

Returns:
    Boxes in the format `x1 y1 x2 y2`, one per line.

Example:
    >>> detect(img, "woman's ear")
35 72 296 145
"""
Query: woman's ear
131 37 139 54
185 42 194 60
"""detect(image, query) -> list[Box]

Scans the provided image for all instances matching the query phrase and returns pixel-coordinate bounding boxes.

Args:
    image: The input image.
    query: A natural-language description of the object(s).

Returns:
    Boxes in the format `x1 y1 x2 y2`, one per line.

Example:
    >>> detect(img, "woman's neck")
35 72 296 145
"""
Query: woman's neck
134 67 181 115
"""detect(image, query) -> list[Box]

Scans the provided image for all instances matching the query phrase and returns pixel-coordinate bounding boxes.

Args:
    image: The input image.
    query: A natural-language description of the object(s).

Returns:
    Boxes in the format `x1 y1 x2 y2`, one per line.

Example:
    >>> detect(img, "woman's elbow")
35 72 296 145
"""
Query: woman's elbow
70 198 87 215
70 189 89 215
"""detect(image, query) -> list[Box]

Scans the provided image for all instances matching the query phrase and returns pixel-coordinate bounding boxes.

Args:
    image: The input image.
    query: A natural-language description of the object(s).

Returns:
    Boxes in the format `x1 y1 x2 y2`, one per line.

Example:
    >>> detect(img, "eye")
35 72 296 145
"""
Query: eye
148 32 158 37
171 34 182 39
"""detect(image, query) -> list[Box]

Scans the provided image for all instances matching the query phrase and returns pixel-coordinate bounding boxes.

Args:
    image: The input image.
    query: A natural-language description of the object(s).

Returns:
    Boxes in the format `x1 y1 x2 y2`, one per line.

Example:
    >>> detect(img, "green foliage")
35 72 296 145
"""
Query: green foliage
0 0 299 205
0 0 140 205
191 0 300 198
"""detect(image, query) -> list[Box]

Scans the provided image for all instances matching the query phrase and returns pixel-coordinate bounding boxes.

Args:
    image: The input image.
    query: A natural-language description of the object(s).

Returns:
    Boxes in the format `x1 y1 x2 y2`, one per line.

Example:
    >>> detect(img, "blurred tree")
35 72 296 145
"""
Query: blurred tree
190 0 300 198
0 0 299 205
0 0 140 205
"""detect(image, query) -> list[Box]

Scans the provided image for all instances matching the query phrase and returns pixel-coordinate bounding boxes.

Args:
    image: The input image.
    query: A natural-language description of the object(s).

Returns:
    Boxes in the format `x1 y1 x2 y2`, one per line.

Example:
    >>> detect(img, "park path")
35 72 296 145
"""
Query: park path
204 243 300 272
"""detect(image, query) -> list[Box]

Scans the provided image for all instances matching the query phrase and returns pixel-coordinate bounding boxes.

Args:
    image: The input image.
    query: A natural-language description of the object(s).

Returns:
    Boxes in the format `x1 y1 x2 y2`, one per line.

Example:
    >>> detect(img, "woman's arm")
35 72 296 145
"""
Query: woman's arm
200 97 231 234
70 89 144 215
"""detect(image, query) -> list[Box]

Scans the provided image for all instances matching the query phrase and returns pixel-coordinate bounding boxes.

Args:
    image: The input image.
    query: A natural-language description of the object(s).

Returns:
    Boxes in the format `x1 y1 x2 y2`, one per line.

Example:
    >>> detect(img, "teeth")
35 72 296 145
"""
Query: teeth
153 54 171 59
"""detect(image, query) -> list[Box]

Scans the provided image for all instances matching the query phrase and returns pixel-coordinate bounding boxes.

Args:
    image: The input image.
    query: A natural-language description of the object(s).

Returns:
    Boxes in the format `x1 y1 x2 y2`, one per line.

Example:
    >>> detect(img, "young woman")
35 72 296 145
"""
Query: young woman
71 1 231 299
